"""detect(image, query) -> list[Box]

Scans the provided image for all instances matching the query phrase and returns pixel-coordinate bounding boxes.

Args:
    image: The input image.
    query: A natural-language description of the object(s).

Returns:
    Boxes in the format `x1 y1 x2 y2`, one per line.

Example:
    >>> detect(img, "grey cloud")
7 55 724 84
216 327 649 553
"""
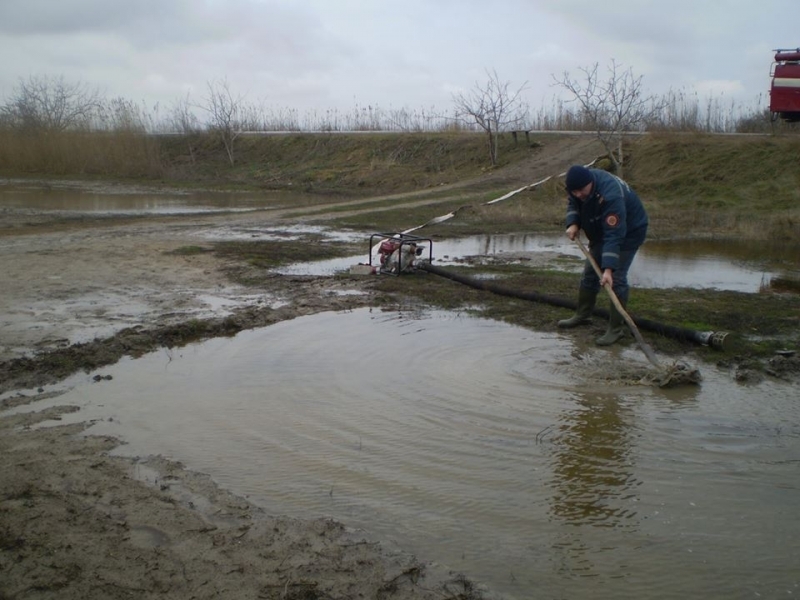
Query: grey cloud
0 0 189 35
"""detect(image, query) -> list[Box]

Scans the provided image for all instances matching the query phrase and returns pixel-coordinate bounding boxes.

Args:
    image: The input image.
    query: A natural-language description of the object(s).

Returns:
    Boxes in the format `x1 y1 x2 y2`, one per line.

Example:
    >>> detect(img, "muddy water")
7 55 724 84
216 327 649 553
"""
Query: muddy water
278 233 799 293
3 182 796 292
0 180 340 215
15 308 800 600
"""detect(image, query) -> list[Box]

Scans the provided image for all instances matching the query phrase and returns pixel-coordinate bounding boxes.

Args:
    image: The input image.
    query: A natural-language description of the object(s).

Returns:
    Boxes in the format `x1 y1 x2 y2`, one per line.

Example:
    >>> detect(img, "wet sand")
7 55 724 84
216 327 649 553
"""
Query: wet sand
1 402 494 599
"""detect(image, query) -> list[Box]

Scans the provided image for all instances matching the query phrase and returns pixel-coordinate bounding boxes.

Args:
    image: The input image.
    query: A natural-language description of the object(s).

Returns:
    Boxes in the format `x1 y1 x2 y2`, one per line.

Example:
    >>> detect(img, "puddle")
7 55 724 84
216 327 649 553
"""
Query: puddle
196 224 365 243
4 180 795 292
0 181 325 216
0 288 281 353
128 525 171 549
8 307 800 600
277 233 798 293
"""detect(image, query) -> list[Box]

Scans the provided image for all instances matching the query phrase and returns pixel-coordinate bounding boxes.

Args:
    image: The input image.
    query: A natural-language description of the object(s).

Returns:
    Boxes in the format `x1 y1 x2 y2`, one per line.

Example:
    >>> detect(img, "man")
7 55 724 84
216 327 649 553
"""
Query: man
557 164 648 346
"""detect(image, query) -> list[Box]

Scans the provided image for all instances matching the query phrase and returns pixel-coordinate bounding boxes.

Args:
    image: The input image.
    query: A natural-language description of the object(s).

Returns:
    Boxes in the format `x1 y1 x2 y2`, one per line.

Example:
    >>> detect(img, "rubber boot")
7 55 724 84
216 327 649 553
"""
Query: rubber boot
596 301 627 346
557 288 597 328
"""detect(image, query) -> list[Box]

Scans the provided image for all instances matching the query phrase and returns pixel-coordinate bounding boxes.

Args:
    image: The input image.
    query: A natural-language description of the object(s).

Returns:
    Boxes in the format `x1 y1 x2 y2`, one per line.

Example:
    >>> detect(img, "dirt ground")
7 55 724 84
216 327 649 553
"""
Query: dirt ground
1 405 497 600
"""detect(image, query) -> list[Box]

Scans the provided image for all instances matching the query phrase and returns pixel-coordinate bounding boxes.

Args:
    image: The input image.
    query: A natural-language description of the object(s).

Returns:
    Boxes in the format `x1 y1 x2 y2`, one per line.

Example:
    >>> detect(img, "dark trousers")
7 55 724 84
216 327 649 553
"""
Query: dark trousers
579 244 641 302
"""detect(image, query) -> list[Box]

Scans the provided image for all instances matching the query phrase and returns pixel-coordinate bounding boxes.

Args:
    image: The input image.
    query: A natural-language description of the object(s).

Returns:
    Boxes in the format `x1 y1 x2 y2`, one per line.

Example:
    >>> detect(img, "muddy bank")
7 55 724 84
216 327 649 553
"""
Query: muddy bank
0 404 495 600
1 253 500 598
0 275 380 395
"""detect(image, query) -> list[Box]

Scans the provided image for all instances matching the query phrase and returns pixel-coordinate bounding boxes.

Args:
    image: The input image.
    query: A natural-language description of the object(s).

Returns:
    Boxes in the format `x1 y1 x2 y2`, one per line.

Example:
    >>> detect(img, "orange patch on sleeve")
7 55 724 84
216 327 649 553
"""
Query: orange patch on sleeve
606 214 619 227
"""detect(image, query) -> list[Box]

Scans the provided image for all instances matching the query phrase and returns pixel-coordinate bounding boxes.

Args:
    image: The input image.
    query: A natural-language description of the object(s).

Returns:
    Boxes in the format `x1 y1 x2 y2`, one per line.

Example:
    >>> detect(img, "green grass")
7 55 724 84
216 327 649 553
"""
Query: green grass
625 133 800 239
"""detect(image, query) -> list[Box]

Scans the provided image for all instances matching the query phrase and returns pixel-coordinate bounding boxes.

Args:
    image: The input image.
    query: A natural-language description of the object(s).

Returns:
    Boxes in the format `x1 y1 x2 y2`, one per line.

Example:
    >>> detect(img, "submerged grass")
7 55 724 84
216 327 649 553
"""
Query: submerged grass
214 239 358 271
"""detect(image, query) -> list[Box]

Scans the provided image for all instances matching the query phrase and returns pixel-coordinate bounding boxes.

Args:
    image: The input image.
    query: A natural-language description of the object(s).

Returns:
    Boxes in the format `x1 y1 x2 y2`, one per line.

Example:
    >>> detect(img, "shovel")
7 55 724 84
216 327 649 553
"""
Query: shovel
574 237 702 387
574 237 661 369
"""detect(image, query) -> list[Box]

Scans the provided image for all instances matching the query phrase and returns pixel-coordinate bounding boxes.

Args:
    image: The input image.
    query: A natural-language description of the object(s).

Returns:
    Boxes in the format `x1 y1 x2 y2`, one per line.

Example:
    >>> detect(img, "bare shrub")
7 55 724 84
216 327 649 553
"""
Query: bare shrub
201 78 245 166
553 60 664 174
0 75 103 133
453 69 528 166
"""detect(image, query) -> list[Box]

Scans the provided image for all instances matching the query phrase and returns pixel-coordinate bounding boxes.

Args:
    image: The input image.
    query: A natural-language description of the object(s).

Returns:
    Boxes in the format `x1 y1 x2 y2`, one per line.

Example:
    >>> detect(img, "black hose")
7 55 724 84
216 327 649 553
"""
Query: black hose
417 262 731 350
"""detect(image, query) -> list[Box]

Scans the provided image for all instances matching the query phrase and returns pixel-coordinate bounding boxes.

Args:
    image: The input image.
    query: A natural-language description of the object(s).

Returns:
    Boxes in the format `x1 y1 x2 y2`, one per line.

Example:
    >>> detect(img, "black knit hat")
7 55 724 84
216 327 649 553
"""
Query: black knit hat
565 165 593 192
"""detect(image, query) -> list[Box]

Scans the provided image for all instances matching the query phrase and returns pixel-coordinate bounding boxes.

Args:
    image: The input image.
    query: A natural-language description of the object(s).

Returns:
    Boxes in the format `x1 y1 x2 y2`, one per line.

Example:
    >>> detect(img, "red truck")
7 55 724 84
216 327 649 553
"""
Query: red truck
770 48 800 122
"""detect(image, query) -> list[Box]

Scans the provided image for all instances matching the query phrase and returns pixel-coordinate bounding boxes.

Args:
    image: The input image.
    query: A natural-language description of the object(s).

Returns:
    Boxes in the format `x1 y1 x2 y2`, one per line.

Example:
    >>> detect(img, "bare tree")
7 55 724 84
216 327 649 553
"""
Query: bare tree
0 74 103 133
453 69 528 166
168 93 200 134
168 93 202 163
97 97 151 132
553 60 664 175
201 78 245 166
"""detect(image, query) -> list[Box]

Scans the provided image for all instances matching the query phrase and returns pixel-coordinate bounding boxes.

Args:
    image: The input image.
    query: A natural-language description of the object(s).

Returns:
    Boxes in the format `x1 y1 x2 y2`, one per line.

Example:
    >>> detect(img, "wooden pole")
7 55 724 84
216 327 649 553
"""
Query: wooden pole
575 237 661 369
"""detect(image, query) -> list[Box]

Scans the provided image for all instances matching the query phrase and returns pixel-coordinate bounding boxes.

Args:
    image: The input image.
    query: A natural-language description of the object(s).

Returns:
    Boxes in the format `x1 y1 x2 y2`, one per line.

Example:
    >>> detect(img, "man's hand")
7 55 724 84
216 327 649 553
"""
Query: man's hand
601 268 613 288
566 224 579 241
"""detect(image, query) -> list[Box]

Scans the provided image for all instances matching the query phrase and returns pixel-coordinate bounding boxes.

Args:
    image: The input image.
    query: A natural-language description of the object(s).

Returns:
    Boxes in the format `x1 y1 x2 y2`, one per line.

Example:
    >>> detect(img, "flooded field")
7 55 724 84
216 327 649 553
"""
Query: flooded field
2 180 797 293
276 231 798 293
3 178 799 599
0 179 271 215
14 308 800 600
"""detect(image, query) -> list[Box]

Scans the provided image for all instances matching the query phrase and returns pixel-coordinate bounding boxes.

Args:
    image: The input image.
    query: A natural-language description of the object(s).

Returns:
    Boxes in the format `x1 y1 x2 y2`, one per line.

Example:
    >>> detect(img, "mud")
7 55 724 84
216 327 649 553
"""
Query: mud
1 406 491 600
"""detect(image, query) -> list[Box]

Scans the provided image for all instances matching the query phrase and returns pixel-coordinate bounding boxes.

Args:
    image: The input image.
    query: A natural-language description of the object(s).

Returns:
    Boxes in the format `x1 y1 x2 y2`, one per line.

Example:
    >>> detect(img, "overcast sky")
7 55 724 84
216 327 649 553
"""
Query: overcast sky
0 0 795 121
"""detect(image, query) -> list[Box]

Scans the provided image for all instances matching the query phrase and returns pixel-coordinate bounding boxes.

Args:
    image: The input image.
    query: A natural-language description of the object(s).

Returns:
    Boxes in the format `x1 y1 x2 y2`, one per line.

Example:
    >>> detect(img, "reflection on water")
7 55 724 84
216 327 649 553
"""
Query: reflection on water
0 181 301 215
9 308 800 600
547 392 638 528
545 392 639 586
635 238 799 292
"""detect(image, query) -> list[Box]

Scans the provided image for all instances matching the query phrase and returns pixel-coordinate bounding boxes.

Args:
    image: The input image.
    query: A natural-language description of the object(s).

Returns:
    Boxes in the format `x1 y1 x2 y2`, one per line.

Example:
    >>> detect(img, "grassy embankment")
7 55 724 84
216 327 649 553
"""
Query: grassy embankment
2 129 799 365
2 128 797 239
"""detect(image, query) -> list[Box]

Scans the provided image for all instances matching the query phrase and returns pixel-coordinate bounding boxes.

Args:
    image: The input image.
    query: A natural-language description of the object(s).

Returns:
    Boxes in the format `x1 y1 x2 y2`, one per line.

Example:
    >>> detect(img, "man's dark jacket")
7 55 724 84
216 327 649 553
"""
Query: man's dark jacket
565 169 648 271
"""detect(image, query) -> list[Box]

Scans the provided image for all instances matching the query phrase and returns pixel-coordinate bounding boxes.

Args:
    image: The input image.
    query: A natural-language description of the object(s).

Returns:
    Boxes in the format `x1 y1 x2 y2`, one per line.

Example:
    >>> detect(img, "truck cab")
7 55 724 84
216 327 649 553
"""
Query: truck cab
770 48 800 122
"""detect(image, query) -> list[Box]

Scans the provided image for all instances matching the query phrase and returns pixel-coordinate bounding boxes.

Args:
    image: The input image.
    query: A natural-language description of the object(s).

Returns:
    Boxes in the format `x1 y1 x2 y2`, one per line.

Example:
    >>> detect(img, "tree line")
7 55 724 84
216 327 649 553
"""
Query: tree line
0 62 794 169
